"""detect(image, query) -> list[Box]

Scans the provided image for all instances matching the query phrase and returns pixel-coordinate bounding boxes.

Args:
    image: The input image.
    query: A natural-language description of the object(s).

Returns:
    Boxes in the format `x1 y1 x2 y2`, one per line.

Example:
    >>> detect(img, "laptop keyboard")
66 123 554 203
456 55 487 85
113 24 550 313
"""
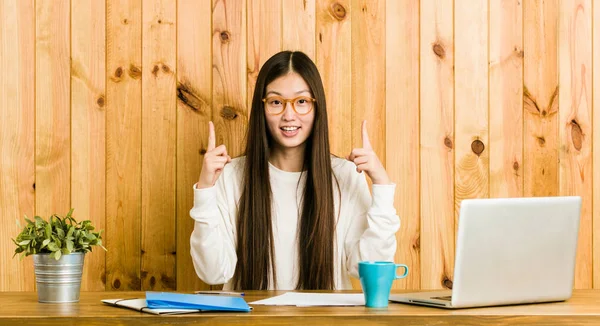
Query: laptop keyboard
431 296 452 301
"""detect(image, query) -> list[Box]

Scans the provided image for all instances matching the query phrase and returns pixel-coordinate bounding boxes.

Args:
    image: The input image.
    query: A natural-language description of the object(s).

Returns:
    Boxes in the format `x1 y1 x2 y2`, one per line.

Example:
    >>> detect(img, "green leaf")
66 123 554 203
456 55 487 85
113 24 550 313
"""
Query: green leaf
56 228 65 238
18 240 31 246
67 226 74 238
34 216 44 227
41 239 51 249
66 240 74 252
47 243 59 252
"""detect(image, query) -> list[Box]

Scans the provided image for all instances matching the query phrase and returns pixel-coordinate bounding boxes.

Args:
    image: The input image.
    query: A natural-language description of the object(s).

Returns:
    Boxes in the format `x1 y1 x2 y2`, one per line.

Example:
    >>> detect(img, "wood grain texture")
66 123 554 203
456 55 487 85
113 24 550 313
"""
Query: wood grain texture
316 0 351 158
247 0 281 112
141 0 177 291
454 0 489 225
212 0 247 158
2 290 600 325
558 0 592 289
351 0 385 161
0 0 35 291
351 0 385 290
489 0 523 198
523 0 559 198
35 0 70 218
283 0 316 60
106 0 142 291
385 0 419 290
71 0 106 291
593 0 600 289
176 0 212 292
419 0 455 290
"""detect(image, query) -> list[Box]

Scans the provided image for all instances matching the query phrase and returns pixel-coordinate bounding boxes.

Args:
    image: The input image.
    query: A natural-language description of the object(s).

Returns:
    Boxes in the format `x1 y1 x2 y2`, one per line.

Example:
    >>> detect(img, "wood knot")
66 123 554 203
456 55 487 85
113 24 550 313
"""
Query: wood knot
157 19 162 24
32 183 35 190
443 278 453 289
162 65 171 73
319 33 323 43
122 18 128 24
514 47 524 58
571 120 583 151
221 106 238 120
513 161 519 171
96 95 105 108
330 3 347 21
128 64 142 79
537 136 545 146
444 136 453 149
140 270 148 278
177 82 206 113
412 235 420 251
471 139 484 156
199 149 207 155
220 31 230 43
433 43 445 59
150 276 156 287
152 65 160 77
115 67 123 78
541 110 547 116
161 274 176 289
113 279 121 289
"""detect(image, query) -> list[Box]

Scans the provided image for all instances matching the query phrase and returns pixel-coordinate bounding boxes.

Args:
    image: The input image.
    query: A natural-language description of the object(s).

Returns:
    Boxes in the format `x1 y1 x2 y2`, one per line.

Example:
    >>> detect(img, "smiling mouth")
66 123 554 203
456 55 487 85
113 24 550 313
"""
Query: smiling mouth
281 126 300 131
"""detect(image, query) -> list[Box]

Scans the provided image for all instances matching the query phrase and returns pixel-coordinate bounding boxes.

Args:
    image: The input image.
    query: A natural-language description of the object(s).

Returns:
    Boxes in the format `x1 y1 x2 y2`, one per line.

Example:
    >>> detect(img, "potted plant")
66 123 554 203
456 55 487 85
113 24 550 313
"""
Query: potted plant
12 208 106 303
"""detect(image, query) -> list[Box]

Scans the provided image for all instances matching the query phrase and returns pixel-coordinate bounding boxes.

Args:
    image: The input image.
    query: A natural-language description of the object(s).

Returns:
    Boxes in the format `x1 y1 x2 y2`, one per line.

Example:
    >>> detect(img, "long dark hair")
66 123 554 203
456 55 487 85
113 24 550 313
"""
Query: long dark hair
233 51 336 290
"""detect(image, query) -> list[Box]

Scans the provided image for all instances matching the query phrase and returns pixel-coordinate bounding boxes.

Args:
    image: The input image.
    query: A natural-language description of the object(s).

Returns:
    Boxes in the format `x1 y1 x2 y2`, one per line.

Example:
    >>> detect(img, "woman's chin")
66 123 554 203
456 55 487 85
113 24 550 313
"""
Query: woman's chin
274 137 306 151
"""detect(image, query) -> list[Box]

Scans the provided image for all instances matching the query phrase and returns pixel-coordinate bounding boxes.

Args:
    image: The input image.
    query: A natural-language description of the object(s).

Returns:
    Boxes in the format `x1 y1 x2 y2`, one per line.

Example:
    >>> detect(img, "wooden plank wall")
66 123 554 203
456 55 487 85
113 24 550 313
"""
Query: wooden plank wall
1 0 599 292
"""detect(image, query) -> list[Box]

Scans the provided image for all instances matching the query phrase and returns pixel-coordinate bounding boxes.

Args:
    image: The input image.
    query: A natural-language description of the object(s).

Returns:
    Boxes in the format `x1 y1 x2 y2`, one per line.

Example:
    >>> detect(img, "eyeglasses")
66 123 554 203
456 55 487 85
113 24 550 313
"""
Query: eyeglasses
262 96 315 115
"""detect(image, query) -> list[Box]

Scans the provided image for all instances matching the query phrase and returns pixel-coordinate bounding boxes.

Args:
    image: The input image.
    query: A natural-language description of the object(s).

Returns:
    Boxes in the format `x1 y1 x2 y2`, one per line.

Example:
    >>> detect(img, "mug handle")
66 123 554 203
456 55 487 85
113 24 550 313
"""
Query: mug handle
395 264 409 279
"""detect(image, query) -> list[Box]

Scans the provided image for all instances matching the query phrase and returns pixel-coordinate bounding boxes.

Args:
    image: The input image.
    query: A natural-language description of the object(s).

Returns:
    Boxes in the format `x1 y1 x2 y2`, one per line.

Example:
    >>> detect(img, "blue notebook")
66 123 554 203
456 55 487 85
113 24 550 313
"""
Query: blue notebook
146 292 252 312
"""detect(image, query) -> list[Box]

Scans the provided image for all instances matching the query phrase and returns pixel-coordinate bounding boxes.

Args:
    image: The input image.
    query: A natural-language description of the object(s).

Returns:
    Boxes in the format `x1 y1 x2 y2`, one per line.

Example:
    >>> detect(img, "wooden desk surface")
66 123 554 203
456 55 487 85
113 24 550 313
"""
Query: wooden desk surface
1 290 600 325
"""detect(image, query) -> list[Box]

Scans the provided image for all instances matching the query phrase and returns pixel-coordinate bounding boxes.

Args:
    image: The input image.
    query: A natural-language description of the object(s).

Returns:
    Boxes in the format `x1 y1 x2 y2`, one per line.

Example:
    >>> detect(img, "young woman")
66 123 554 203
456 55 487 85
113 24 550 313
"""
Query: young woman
190 51 400 290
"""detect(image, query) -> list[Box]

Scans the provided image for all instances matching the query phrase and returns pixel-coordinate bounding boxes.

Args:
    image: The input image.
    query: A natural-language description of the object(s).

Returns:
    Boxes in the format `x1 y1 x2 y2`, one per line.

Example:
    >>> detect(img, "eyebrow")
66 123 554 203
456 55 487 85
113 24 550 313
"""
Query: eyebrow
265 89 311 96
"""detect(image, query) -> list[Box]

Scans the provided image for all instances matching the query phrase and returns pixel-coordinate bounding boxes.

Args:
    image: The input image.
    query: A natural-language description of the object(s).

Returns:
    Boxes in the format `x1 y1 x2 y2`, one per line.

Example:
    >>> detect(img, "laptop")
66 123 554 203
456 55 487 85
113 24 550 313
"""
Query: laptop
390 196 581 309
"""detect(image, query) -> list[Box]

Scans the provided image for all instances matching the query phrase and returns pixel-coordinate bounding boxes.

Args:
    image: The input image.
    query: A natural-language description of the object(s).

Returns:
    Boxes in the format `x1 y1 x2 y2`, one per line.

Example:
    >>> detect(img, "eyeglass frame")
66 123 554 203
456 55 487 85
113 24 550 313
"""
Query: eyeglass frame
261 95 316 115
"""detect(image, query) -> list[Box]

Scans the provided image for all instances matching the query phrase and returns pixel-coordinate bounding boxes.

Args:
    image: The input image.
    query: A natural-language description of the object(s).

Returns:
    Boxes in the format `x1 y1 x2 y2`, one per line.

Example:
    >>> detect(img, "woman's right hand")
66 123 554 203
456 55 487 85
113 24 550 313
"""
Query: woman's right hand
197 121 231 189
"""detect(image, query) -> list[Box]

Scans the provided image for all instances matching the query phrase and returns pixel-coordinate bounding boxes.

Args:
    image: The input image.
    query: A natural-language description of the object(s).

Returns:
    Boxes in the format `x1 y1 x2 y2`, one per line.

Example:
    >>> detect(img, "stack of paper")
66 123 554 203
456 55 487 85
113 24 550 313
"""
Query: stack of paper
102 298 200 315
146 292 251 312
102 291 252 315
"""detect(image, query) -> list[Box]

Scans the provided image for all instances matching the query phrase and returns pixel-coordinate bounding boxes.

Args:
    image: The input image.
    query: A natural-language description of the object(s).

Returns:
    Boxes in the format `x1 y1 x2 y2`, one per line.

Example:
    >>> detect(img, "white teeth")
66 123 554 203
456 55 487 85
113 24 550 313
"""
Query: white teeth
281 126 299 131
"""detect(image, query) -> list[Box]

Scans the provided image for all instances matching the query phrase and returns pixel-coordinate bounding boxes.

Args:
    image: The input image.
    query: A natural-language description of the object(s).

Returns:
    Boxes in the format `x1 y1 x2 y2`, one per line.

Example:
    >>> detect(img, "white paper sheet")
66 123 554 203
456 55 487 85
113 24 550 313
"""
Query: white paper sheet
102 298 201 315
249 292 365 306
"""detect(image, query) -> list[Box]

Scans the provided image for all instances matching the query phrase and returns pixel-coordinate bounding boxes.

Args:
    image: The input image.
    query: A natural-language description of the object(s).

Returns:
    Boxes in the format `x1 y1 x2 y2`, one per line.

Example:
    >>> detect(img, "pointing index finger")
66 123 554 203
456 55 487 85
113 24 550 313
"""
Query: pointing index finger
362 120 372 150
207 121 216 151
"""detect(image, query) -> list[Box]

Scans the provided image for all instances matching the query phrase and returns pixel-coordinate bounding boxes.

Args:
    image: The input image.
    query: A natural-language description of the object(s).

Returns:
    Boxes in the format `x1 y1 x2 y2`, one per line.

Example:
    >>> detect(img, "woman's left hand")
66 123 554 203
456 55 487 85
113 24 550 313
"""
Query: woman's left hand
347 120 391 185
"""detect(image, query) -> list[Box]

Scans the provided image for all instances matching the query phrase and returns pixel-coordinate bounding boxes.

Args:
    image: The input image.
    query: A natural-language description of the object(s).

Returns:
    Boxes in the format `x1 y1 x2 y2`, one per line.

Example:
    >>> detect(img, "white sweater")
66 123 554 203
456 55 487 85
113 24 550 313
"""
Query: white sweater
189 156 400 290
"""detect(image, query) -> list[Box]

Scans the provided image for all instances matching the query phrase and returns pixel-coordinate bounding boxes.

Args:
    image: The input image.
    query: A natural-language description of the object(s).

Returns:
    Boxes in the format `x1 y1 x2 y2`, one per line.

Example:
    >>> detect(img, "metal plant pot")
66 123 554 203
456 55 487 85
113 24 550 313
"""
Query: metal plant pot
33 253 85 303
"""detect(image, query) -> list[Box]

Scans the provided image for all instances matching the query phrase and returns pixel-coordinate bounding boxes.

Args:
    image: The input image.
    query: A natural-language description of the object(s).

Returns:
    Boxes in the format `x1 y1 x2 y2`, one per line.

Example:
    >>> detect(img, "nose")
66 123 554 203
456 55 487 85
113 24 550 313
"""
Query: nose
282 102 295 120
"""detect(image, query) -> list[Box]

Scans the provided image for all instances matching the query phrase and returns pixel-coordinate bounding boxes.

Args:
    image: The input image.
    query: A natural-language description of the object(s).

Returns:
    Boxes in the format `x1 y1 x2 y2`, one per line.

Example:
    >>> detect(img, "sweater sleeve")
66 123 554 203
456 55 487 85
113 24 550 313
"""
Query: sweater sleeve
189 174 237 285
344 173 400 278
